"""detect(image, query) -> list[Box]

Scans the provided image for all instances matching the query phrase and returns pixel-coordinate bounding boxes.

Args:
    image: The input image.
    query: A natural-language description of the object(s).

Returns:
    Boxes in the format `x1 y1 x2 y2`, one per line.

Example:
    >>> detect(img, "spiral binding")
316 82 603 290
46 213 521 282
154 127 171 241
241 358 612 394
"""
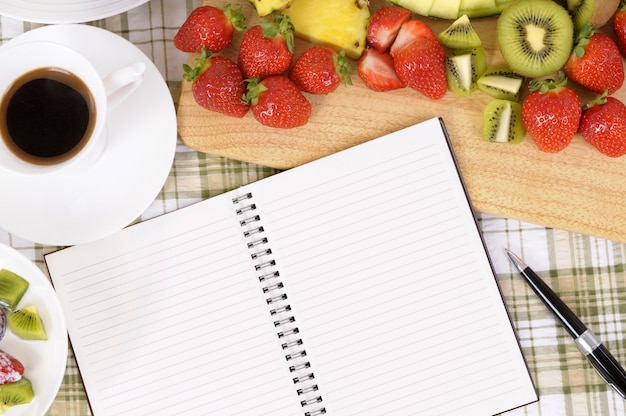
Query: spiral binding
233 192 326 416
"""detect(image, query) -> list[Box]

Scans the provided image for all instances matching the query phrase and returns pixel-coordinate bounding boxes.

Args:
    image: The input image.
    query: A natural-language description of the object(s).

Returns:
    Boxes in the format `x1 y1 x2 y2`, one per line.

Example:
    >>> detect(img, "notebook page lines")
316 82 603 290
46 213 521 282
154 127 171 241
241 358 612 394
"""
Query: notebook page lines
46 200 300 416
250 129 528 413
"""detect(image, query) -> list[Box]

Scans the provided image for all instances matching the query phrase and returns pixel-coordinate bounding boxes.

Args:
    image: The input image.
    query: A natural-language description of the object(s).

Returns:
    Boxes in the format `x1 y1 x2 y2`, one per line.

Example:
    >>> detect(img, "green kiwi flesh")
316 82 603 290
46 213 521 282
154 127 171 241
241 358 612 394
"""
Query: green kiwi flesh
445 47 487 96
482 98 525 143
438 15 482 49
477 68 525 101
0 270 28 312
8 306 47 340
497 0 573 78
0 378 34 410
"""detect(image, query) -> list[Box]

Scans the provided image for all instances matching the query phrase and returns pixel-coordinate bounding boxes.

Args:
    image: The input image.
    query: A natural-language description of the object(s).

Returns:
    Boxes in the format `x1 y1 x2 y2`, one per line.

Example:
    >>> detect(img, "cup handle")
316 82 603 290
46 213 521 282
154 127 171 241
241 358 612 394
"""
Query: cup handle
102 62 146 110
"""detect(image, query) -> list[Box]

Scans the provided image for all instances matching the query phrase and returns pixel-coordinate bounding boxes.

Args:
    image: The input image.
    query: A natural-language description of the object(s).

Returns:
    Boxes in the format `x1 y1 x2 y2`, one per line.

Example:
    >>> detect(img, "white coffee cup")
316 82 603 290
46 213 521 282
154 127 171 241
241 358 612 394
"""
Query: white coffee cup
0 41 145 175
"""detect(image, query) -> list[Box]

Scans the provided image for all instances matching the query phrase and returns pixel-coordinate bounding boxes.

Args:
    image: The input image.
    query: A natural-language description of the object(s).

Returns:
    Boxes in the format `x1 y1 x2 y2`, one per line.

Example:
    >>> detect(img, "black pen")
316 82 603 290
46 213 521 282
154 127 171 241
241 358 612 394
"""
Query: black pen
505 248 626 399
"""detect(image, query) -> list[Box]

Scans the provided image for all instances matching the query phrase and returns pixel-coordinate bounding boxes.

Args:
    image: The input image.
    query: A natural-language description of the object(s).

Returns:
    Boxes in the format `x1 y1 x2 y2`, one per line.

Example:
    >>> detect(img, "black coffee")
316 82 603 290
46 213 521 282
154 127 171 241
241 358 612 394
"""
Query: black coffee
0 67 96 165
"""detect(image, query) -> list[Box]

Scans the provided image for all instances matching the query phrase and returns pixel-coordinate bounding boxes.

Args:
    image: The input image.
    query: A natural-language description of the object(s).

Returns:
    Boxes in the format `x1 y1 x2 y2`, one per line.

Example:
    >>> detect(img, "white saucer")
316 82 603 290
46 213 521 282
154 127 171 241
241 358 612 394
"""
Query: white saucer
0 0 149 24
0 243 68 416
0 25 177 246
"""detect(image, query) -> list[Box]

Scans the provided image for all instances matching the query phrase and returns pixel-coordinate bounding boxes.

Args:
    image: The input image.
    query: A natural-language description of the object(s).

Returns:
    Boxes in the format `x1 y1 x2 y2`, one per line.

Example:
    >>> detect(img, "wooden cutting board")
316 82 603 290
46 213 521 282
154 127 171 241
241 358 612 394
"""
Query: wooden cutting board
177 0 626 243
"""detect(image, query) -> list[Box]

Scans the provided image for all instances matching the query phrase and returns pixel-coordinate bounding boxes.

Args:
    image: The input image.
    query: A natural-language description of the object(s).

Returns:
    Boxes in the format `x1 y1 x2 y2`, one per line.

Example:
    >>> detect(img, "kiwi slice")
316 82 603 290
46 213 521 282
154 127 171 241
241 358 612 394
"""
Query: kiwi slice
0 378 34 410
497 0 573 78
482 98 525 143
438 15 482 49
477 68 525 101
445 47 487 96
8 306 47 340
567 0 620 31
0 269 28 312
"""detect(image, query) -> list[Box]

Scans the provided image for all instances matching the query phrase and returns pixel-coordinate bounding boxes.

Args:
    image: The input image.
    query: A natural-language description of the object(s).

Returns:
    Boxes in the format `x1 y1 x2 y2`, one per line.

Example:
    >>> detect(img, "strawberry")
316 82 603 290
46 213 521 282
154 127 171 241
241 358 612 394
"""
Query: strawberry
183 49 249 118
580 93 626 157
357 47 406 92
614 0 626 54
389 19 439 57
563 24 624 94
289 46 355 95
521 71 582 153
393 37 447 99
243 76 312 128
174 4 246 53
0 350 24 385
367 6 412 53
238 14 295 80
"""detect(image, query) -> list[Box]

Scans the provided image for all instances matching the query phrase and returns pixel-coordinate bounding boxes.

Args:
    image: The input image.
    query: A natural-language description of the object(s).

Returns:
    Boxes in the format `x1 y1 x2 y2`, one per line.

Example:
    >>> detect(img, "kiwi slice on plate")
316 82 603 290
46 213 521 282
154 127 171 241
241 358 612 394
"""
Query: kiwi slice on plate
0 378 34 411
8 306 47 340
482 98 525 143
438 15 482 49
497 0 573 78
477 68 525 101
0 269 28 312
445 47 487 96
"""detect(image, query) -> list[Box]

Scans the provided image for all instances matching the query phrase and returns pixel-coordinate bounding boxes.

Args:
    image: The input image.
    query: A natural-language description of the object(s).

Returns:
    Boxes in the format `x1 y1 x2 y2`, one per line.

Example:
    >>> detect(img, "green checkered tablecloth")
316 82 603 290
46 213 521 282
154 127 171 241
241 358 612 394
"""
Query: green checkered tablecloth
1 1 626 415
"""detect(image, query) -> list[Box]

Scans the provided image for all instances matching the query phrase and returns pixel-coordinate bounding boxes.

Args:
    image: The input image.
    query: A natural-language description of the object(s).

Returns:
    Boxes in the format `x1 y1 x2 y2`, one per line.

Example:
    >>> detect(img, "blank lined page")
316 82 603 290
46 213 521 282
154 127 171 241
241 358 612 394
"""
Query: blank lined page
249 118 537 415
45 197 301 416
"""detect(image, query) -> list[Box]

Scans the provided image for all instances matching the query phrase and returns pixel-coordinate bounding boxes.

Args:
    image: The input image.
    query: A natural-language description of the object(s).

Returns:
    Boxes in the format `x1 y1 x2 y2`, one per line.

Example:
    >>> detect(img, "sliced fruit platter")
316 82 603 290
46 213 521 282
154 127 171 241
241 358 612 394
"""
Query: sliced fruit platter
0 244 67 415
176 0 626 243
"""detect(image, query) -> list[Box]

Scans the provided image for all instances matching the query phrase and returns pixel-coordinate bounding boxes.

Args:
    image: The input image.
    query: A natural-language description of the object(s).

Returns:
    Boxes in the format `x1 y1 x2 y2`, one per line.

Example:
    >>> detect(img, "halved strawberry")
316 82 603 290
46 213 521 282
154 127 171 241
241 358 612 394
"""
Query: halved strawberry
390 19 439 57
367 6 411 53
0 350 24 385
357 47 405 92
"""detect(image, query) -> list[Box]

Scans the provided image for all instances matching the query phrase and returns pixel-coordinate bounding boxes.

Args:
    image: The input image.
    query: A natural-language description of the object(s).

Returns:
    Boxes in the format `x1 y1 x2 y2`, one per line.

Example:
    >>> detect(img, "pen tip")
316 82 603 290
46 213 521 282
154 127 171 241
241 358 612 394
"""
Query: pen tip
505 248 526 272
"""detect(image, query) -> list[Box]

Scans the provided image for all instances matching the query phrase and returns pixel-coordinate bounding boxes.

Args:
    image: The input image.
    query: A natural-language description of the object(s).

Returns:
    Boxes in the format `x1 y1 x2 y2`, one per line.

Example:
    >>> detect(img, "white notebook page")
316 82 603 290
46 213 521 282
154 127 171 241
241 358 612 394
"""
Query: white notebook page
249 118 537 415
46 118 536 415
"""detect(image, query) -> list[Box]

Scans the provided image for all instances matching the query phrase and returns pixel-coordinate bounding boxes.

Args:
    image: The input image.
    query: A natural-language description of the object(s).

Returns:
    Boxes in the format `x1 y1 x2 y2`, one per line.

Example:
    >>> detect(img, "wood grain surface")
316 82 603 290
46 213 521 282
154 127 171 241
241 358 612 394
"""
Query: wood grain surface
176 0 626 243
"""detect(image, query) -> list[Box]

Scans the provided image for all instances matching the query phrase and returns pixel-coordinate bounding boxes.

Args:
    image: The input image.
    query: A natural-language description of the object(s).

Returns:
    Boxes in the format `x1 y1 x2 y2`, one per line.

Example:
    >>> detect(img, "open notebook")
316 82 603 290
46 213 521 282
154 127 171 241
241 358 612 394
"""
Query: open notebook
45 118 537 416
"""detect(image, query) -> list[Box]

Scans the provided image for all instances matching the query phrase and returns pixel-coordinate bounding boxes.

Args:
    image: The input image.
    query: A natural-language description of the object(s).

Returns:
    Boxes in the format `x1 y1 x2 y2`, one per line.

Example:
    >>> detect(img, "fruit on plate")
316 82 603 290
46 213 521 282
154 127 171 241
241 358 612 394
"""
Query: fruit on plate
0 269 28 312
497 0 573 78
357 47 406 91
566 0 620 31
283 0 370 59
183 49 249 118
438 14 482 50
8 306 47 341
0 378 34 412
0 350 24 386
243 76 312 128
174 4 246 53
238 13 295 79
248 0 293 17
393 35 448 99
482 98 525 143
477 68 525 101
388 0 517 19
563 24 624 95
289 46 355 94
445 47 487 96
580 94 626 157
521 71 582 153
367 6 412 53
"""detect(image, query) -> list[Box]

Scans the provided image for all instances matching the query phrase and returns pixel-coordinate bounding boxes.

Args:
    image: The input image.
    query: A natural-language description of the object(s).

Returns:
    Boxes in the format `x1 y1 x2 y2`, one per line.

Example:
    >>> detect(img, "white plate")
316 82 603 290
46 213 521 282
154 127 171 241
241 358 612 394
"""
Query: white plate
0 243 67 416
0 24 177 246
0 0 149 24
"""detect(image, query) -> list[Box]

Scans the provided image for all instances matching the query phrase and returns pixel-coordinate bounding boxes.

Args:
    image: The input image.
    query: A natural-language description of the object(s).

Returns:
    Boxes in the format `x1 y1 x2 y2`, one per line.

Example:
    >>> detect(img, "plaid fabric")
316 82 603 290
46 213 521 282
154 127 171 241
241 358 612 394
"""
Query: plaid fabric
1 1 625 415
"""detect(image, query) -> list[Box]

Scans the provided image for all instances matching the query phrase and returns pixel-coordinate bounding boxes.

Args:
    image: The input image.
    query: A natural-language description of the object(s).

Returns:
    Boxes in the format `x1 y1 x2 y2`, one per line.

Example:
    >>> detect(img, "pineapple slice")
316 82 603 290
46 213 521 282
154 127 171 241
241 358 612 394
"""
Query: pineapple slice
283 0 370 60
248 0 293 17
